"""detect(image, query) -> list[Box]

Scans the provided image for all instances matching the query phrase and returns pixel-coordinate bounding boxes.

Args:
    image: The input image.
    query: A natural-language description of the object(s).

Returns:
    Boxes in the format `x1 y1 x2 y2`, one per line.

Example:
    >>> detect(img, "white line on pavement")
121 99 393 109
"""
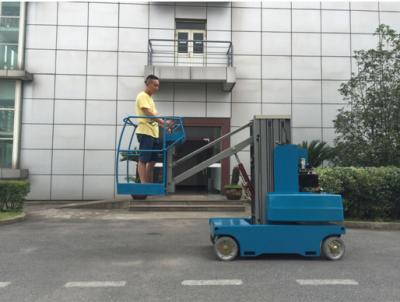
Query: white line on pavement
64 281 126 288
182 279 243 286
296 279 359 286
0 282 11 288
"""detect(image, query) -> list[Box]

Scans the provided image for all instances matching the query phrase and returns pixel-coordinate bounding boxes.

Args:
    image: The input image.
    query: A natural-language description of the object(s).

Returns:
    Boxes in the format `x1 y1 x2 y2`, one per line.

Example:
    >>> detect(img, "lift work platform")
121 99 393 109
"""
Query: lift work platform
116 115 346 261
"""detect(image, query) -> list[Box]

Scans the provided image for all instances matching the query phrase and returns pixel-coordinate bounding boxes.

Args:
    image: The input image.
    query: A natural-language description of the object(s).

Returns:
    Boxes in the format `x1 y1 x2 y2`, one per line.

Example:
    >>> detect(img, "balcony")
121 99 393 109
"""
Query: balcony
0 16 19 29
145 39 236 92
0 15 32 81
0 44 32 80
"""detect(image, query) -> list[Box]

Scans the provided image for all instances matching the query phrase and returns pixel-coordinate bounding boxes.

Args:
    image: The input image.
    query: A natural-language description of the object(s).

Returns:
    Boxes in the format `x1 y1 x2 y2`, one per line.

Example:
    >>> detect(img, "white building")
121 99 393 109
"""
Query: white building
1 1 400 200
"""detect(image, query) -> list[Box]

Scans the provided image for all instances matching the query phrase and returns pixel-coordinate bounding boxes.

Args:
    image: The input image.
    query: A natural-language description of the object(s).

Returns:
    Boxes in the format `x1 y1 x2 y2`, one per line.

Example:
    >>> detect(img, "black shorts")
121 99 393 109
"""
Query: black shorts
137 134 161 163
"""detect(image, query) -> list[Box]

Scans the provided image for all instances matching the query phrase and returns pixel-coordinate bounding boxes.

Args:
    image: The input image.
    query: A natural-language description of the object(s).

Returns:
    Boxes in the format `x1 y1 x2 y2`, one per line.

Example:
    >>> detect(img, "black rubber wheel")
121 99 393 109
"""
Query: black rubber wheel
214 236 239 261
321 236 345 260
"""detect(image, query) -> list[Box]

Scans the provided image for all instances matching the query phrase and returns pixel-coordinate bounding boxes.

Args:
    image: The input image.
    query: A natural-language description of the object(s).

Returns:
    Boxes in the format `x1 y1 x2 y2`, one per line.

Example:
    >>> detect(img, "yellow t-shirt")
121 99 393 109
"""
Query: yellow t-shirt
135 91 159 138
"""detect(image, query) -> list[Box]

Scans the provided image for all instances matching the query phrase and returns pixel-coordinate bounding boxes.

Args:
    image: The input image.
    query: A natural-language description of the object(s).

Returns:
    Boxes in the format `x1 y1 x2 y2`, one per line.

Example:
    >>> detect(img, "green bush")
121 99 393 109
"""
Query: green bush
0 180 30 212
316 167 400 220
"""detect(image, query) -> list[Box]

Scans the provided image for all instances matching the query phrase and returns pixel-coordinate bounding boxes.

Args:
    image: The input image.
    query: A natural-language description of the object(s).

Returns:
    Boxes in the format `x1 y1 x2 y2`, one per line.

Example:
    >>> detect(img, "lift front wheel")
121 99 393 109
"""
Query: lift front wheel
322 237 345 260
214 236 239 261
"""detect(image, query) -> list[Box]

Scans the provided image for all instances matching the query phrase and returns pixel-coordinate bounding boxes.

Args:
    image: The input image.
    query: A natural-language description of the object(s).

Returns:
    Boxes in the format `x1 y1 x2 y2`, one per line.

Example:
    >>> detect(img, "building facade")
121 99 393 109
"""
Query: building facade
1 1 400 200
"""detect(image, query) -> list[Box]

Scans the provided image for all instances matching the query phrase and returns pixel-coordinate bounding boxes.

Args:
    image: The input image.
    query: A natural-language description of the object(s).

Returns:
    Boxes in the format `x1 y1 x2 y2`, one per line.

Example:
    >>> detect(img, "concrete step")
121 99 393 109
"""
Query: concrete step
129 204 246 212
59 200 128 209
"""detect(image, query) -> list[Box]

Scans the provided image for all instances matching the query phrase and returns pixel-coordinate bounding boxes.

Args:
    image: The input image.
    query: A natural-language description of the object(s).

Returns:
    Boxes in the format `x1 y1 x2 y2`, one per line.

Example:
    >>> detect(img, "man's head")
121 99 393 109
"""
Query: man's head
144 74 160 95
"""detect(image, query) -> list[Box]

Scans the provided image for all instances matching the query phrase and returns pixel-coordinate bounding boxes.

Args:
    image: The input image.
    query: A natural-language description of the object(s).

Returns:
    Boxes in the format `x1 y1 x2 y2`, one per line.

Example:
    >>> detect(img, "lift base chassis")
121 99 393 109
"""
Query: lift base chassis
210 217 345 258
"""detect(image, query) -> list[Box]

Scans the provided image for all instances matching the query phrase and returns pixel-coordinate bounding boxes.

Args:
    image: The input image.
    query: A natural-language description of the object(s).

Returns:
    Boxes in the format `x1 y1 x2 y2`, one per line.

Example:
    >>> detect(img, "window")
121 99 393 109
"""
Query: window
0 2 20 70
0 2 20 168
0 80 15 167
175 19 206 65
176 29 205 55
193 32 204 53
177 32 188 53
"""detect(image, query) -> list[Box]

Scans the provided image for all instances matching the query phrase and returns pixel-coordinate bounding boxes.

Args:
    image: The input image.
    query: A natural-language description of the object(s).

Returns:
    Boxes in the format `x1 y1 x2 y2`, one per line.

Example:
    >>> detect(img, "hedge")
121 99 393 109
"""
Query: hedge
315 167 400 220
0 180 30 212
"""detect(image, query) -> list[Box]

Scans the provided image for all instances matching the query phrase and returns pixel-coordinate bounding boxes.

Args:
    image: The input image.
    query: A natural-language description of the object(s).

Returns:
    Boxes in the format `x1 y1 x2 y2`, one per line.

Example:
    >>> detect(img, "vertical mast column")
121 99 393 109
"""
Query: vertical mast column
251 116 291 224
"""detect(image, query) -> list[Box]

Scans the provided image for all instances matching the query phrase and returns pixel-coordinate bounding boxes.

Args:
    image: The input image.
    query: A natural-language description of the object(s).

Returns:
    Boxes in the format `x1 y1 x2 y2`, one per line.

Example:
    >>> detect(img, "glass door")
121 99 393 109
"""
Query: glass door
176 30 205 66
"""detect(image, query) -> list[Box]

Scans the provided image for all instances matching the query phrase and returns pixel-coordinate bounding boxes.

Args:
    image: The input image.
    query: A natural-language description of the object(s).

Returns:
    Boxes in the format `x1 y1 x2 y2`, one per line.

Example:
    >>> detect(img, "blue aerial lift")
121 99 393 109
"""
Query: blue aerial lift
116 115 346 261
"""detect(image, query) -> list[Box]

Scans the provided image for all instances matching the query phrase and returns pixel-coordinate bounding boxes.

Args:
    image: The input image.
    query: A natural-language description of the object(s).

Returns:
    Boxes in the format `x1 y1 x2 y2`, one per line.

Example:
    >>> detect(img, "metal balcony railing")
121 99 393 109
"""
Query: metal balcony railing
148 39 233 67
0 16 20 70
0 44 18 69
0 16 19 29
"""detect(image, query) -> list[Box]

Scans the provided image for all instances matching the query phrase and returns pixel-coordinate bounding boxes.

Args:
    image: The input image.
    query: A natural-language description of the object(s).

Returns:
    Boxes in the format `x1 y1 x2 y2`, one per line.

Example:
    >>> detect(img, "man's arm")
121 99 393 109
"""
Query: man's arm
141 108 171 127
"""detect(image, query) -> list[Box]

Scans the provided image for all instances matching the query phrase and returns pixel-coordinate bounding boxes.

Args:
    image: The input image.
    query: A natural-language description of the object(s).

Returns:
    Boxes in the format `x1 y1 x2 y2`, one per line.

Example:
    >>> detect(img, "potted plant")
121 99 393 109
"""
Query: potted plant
224 166 243 200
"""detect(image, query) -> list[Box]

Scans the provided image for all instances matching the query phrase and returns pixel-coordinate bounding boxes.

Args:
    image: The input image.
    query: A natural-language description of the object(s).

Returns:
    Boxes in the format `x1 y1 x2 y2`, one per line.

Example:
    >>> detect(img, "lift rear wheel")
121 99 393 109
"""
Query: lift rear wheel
322 237 345 260
214 236 239 261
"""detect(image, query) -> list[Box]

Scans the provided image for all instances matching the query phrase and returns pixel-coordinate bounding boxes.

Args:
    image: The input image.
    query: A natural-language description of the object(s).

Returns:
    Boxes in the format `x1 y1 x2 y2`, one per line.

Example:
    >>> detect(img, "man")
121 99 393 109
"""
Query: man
136 74 171 183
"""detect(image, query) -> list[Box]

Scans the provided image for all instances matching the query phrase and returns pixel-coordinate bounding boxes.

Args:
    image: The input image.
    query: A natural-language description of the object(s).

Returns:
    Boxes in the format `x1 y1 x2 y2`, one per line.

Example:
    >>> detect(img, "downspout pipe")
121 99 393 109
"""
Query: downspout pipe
12 2 26 169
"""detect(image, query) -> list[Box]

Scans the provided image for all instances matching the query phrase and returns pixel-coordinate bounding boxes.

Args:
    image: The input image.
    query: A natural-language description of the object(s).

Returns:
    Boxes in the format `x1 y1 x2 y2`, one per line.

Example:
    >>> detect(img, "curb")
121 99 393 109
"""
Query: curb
57 200 129 210
344 220 400 230
0 212 26 226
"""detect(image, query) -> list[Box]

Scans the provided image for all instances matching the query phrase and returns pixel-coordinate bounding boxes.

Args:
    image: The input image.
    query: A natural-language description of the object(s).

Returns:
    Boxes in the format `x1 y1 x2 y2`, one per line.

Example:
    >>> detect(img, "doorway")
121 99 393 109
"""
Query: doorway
173 118 230 193
175 19 206 66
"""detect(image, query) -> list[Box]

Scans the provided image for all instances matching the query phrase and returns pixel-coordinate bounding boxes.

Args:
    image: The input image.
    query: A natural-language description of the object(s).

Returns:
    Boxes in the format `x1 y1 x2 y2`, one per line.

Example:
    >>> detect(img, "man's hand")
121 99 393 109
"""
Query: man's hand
165 120 174 133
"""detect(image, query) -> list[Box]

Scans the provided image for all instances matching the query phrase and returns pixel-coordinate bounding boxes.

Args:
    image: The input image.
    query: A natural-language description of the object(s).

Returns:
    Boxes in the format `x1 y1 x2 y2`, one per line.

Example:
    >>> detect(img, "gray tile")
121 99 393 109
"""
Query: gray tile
21 124 53 149
263 56 291 79
232 8 261 31
322 10 350 33
56 51 87 75
87 76 117 100
88 27 118 51
262 9 291 32
86 100 116 125
292 9 321 32
27 2 57 25
149 4 175 29
57 26 88 50
83 176 115 200
58 2 88 26
26 25 57 49
52 150 84 174
120 3 149 28
84 150 115 174
55 75 86 99
87 51 118 75
51 175 83 200
89 2 118 27
53 125 85 149
85 125 116 149
322 34 351 56
22 99 54 124
351 11 379 33
54 100 85 124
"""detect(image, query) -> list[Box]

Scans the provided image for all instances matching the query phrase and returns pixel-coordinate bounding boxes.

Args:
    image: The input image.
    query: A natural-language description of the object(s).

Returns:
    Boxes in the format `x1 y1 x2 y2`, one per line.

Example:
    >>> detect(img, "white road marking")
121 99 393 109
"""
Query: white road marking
20 247 38 254
296 279 359 286
111 260 143 267
0 282 11 288
182 279 243 286
64 281 126 288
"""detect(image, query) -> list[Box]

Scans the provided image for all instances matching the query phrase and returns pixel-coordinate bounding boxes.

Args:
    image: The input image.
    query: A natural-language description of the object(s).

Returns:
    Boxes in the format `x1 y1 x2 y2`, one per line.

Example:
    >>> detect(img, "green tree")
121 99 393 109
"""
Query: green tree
334 25 400 166
299 140 334 167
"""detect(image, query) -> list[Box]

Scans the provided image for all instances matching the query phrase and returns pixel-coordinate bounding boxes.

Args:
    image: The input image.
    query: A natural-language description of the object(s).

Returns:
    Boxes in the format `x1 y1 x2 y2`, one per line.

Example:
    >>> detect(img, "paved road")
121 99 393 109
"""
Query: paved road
0 214 399 302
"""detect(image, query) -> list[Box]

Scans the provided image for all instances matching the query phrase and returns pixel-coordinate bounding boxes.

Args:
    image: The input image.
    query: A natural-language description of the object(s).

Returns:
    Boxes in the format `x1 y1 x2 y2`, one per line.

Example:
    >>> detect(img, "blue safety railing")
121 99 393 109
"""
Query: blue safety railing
116 115 185 196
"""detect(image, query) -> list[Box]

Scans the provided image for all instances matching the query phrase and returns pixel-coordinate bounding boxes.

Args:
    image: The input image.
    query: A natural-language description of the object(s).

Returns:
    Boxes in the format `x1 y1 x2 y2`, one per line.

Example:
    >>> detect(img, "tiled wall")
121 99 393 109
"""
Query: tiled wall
21 1 400 200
